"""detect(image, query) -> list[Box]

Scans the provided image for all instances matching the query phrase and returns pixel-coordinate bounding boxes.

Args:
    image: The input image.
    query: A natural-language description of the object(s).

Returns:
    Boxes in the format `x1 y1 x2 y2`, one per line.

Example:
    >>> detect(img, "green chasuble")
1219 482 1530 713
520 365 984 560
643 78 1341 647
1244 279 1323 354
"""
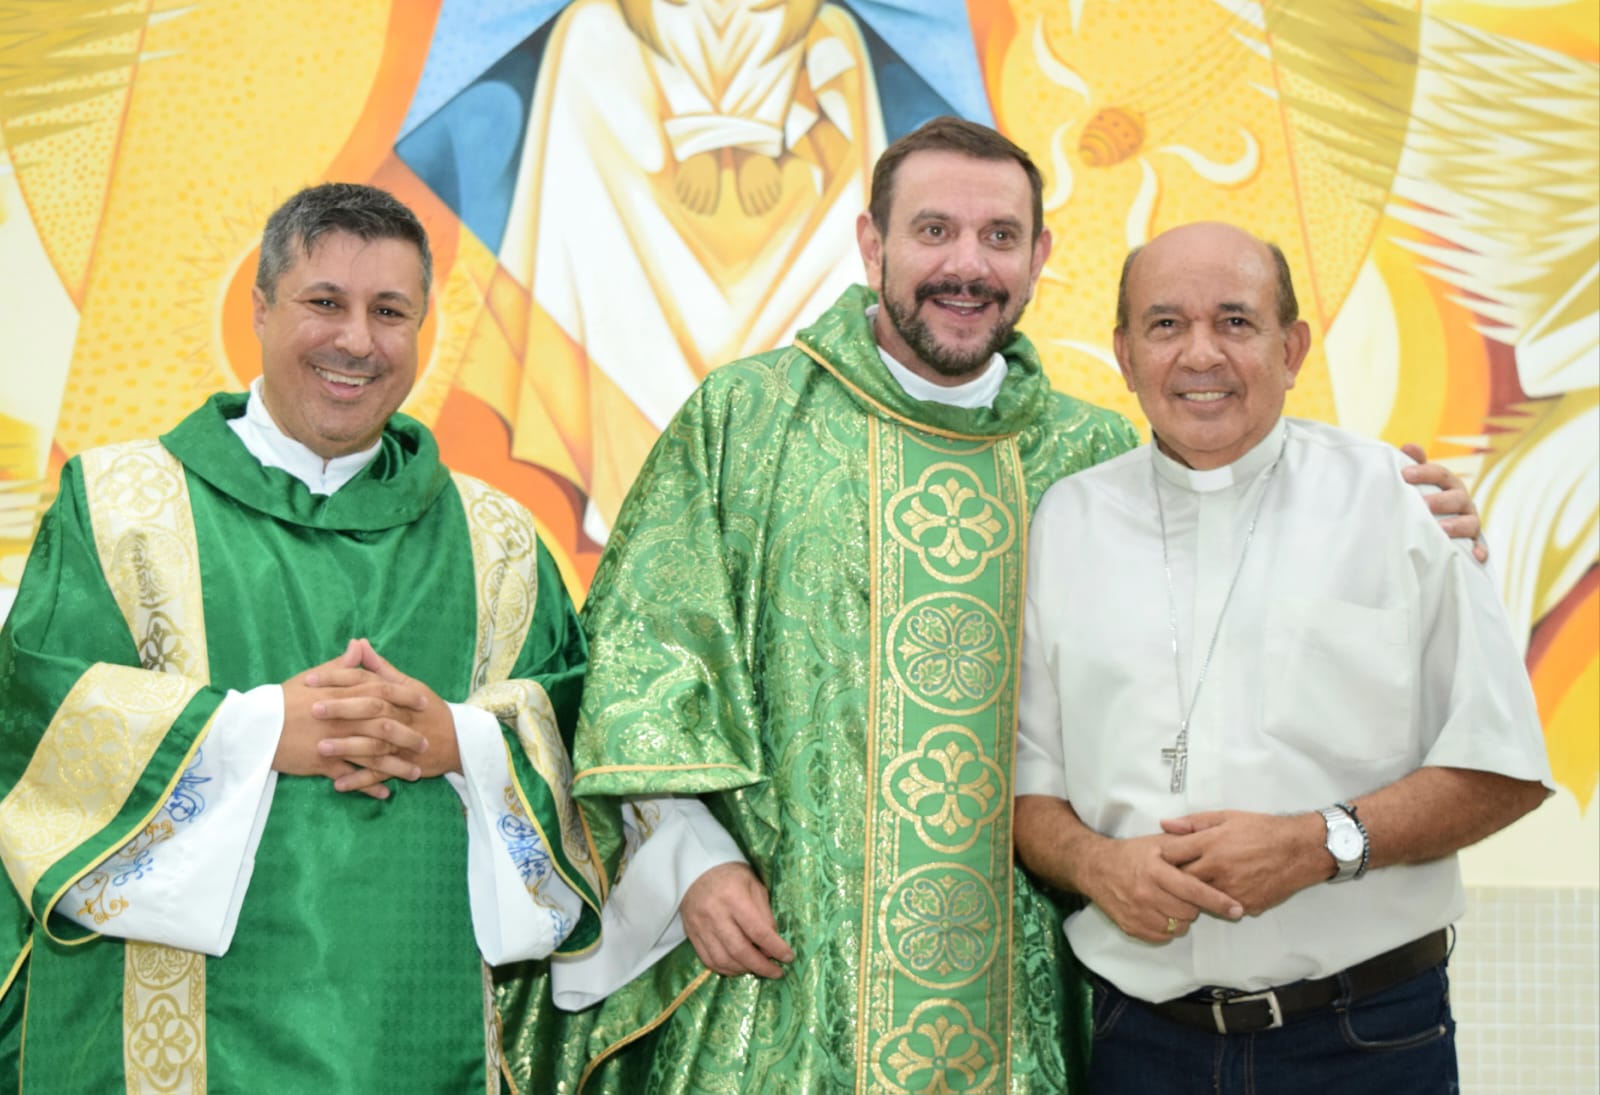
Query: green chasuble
571 286 1138 1093
0 394 601 1093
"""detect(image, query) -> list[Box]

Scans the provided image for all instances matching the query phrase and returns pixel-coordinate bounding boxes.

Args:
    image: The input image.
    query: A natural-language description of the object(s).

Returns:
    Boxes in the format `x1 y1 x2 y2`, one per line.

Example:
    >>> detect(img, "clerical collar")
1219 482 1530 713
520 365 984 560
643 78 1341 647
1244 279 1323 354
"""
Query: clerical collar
865 304 1007 409
227 378 382 496
1151 418 1289 494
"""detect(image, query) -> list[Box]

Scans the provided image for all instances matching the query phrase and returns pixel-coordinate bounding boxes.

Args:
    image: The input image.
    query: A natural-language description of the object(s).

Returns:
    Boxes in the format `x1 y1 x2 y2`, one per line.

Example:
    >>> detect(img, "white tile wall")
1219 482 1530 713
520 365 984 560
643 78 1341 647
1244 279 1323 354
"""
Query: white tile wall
1454 886 1599 1094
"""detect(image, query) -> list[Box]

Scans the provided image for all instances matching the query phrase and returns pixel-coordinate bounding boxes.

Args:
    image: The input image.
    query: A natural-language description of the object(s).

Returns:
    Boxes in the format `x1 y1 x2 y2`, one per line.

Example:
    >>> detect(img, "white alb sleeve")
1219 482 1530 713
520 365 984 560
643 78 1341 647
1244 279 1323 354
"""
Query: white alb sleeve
447 701 585 966
60 684 282 955
550 795 745 1010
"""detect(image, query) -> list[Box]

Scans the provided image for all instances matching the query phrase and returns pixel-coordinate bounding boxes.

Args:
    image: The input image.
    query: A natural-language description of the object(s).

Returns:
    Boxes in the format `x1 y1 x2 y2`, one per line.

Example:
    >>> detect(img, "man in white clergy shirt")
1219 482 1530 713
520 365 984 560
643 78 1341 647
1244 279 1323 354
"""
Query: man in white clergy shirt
1013 221 1552 1094
0 183 598 1091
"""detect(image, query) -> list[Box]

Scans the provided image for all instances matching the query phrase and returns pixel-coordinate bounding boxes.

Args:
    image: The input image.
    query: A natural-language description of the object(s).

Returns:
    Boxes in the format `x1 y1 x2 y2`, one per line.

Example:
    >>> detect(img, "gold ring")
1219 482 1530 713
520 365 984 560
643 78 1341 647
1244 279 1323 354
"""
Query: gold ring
1164 916 1179 934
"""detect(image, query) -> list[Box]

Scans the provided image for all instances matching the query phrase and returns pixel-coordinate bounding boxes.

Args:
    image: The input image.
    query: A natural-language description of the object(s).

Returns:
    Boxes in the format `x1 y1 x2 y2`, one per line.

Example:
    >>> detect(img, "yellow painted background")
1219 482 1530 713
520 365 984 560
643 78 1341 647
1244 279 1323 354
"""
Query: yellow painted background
0 1 1594 855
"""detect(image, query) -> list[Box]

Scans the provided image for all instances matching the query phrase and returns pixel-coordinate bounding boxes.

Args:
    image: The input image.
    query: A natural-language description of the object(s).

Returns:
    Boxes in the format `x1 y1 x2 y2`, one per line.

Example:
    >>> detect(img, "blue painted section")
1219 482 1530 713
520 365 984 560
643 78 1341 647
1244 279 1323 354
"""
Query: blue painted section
395 1 994 251
399 0 569 139
848 0 993 127
396 21 551 253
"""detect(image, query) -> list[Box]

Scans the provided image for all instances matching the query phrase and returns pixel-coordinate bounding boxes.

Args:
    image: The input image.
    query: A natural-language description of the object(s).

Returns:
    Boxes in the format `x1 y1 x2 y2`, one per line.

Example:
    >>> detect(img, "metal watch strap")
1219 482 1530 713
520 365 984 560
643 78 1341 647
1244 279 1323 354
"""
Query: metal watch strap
1335 801 1371 879
1320 805 1363 883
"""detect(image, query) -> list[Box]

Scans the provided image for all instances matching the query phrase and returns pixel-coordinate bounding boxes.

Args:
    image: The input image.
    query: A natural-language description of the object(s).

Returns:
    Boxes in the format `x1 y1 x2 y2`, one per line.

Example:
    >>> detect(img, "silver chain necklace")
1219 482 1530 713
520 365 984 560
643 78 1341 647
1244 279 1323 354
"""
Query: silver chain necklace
1153 428 1289 793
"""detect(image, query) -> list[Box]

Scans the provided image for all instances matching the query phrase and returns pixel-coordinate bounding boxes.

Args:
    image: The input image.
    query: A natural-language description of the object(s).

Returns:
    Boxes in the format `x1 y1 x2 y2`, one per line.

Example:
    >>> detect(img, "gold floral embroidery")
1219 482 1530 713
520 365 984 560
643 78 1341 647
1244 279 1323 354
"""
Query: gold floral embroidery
871 1000 999 1094
72 817 177 925
883 726 1005 852
879 866 1000 987
453 473 538 691
887 463 1016 585
887 596 1009 713
125 943 205 1094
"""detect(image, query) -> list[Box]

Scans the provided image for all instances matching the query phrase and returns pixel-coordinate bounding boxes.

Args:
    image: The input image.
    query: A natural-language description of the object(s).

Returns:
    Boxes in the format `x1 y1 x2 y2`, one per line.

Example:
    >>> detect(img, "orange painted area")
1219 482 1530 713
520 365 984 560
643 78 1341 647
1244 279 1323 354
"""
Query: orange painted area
967 0 1015 118
431 387 602 603
1528 568 1600 811
1373 219 1494 458
324 2 445 186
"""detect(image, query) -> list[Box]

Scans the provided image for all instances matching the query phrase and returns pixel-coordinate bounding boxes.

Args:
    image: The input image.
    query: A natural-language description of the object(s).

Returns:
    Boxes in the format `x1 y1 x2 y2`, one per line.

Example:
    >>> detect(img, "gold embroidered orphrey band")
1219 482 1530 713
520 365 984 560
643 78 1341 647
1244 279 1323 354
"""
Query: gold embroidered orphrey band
857 417 1026 1093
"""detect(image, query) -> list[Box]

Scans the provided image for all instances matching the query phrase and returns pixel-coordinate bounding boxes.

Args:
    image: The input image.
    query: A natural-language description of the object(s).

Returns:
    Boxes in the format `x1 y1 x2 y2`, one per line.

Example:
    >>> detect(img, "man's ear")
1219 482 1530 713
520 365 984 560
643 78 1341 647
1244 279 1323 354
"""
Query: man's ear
1282 319 1311 388
857 211 884 292
1029 227 1053 290
1113 328 1136 393
251 285 269 340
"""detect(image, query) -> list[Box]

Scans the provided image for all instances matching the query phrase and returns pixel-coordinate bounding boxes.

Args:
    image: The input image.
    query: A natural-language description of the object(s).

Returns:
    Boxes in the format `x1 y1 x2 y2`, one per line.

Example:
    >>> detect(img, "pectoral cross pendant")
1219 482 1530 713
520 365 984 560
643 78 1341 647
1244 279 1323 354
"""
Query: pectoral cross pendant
1161 730 1188 793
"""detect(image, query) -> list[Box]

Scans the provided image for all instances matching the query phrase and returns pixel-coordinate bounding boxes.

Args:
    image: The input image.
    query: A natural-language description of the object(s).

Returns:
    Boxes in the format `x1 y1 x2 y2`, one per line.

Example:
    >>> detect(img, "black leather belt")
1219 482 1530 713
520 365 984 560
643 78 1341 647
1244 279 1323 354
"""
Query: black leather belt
1146 929 1450 1035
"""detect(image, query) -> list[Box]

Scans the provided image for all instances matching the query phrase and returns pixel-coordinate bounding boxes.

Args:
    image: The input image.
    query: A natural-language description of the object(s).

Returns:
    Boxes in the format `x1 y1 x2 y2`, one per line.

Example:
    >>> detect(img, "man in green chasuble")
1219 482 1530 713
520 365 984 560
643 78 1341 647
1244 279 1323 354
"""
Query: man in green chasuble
0 184 601 1092
552 117 1134 1093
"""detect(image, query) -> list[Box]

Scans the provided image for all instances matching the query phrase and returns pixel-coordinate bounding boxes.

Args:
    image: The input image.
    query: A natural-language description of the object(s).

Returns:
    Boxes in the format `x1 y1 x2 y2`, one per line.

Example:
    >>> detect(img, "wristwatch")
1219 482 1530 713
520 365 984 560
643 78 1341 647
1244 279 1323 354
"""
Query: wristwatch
1320 805 1365 883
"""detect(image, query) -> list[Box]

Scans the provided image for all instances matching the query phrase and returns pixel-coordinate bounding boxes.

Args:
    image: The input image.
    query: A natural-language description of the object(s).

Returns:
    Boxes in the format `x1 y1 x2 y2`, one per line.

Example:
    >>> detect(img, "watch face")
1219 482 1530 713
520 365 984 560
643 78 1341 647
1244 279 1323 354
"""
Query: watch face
1328 826 1363 861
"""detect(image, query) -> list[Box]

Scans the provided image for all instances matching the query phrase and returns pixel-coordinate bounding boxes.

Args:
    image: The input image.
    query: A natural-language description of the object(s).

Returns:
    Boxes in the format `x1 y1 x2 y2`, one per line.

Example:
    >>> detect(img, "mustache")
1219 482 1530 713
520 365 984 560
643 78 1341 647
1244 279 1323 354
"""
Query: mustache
308 351 380 377
914 278 1009 308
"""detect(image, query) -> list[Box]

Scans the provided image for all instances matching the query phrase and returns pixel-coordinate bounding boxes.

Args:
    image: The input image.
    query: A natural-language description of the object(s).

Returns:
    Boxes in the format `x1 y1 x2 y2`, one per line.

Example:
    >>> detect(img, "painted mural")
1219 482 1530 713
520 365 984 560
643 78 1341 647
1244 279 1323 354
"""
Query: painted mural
0 0 1595 818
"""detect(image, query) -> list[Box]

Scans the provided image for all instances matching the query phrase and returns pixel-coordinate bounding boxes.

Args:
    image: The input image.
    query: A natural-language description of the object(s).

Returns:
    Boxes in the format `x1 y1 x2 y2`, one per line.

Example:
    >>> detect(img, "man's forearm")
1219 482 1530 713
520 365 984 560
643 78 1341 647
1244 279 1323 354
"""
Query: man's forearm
1014 794 1100 896
1353 765 1547 870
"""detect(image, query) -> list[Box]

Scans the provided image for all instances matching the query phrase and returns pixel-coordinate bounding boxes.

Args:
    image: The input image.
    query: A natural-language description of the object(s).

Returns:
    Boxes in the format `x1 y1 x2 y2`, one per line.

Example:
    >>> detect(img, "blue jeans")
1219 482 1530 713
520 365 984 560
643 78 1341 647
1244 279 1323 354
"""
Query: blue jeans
1089 964 1459 1094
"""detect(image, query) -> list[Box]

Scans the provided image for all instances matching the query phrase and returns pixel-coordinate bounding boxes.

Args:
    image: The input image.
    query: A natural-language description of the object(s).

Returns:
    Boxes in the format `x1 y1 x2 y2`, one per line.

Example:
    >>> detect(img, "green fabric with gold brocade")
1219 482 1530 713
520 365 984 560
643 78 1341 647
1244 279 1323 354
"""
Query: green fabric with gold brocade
569 285 1138 1092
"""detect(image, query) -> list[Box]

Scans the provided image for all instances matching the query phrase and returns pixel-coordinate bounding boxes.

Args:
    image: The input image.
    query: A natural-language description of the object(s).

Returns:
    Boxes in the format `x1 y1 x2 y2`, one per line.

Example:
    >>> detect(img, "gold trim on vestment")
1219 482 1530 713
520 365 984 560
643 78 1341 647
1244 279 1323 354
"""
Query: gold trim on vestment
1 936 30 1001
854 415 885 1091
482 961 504 1095
84 442 210 681
576 968 716 1094
472 680 601 906
0 667 200 925
80 441 210 1095
454 471 599 1081
572 762 753 782
123 943 205 1093
855 419 1024 1093
452 472 541 693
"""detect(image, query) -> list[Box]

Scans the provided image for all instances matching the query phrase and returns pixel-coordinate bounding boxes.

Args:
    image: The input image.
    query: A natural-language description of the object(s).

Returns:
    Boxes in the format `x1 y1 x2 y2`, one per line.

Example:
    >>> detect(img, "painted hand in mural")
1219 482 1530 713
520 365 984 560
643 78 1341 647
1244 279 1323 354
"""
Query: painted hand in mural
733 149 783 216
674 151 722 214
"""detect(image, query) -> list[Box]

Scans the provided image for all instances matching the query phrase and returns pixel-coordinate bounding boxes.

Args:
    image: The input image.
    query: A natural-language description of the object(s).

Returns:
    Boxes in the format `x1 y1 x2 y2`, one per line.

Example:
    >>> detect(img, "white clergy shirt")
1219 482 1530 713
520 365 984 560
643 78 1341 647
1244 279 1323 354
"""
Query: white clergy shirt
1016 417 1552 1003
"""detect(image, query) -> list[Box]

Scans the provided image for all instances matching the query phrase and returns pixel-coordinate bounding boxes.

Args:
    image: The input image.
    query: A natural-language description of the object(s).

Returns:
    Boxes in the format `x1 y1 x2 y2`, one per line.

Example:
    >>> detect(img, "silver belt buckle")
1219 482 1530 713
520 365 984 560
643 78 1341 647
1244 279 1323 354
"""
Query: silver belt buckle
1212 989 1284 1033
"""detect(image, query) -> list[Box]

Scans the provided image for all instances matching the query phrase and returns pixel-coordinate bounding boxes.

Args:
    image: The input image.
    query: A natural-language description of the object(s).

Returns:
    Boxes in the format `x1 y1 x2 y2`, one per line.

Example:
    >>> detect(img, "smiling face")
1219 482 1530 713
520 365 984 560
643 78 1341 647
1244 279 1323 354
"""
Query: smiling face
1114 223 1310 469
857 149 1051 385
251 229 425 459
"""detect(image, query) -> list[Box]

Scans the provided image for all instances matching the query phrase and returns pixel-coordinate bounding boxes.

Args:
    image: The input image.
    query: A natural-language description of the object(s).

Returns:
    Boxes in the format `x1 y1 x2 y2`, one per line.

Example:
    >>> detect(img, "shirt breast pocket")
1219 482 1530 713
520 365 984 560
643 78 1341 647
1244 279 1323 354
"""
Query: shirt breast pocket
1260 596 1414 773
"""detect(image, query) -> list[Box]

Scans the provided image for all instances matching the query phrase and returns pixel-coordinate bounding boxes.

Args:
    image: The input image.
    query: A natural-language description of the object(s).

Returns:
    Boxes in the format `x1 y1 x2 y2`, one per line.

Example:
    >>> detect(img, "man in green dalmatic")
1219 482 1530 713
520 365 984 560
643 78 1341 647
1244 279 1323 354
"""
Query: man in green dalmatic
0 183 600 1092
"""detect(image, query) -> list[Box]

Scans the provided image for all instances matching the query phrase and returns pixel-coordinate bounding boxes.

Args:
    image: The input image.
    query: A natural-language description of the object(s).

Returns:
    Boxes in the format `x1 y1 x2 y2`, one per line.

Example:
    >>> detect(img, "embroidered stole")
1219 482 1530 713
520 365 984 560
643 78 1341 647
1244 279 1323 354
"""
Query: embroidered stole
857 417 1026 1093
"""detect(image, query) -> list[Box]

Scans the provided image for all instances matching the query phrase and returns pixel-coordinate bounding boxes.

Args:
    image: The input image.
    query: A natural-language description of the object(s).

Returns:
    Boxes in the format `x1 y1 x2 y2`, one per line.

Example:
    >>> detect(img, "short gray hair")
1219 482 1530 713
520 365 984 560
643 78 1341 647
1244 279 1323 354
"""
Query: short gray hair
255 183 433 315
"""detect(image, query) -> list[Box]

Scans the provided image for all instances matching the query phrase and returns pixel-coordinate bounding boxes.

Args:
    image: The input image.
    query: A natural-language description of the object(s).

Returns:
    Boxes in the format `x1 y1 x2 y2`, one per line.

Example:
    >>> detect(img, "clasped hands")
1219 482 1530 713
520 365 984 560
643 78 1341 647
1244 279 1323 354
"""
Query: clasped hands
273 638 461 800
1083 810 1327 945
